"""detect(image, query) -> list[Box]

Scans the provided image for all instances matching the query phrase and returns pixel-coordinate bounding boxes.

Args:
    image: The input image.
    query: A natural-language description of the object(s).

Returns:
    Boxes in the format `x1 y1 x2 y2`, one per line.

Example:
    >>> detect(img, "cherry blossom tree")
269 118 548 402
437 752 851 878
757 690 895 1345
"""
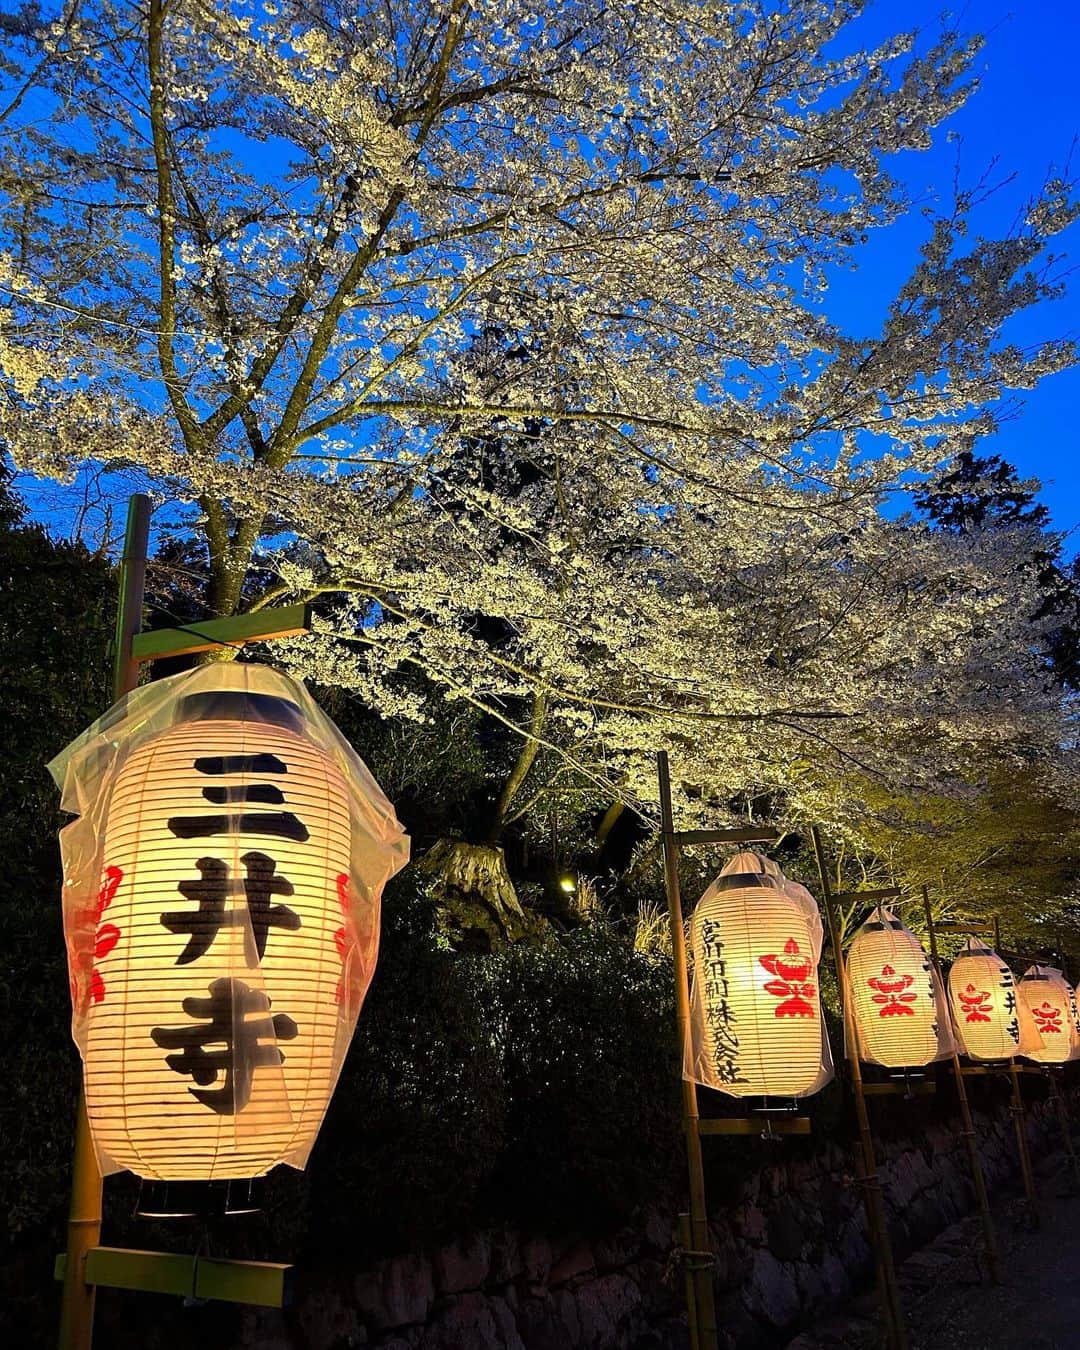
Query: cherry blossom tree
0 1 1075 919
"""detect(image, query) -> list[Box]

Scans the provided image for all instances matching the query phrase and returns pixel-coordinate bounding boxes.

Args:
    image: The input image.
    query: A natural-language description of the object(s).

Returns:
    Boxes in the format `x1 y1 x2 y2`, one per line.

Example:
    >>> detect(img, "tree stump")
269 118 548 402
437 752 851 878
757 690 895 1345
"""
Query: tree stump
420 839 543 951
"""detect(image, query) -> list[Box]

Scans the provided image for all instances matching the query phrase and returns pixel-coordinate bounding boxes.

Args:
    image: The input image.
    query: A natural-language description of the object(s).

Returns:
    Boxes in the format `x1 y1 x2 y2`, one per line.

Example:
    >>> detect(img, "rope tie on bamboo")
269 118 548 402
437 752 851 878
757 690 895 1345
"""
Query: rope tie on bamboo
679 1248 717 1273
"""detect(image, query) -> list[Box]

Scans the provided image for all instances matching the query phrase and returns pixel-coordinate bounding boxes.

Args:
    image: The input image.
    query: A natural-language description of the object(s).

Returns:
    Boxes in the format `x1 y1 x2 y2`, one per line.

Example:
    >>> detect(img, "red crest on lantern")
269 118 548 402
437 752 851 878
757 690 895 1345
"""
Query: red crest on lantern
760 938 817 1018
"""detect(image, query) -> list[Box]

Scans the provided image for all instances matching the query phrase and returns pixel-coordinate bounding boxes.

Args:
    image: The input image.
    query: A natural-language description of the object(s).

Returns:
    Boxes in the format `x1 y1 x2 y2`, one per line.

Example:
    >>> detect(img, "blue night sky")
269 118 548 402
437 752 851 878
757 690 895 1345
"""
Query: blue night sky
835 0 1080 543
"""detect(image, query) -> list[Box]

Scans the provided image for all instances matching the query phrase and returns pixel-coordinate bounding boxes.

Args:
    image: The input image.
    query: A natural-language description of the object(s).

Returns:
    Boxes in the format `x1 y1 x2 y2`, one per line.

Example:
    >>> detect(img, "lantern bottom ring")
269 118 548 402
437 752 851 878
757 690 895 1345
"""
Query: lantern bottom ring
135 1176 265 1220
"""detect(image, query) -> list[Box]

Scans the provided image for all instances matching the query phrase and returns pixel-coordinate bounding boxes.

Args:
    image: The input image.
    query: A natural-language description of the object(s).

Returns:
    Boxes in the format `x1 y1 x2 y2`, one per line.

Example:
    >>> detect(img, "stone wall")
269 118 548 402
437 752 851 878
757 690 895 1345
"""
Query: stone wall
228 1094 1062 1350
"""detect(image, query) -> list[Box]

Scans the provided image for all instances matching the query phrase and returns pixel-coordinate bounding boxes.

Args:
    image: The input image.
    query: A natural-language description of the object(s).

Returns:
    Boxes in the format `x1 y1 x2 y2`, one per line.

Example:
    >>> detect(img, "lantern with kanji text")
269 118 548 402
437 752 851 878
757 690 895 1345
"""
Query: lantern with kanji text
49 664 409 1186
685 851 833 1098
947 938 1041 1061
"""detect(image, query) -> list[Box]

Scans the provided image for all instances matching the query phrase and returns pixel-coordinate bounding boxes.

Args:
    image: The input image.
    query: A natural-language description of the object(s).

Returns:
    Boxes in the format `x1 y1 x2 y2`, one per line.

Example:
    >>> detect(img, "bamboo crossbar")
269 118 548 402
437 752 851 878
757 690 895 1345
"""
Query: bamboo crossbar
860 1082 936 1096
131 602 312 661
674 826 780 846
55 1248 292 1308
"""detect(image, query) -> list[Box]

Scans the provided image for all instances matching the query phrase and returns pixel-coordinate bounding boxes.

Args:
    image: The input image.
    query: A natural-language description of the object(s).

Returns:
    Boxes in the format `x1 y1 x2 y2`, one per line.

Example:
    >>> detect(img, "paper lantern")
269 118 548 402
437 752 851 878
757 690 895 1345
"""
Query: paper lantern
49 664 409 1182
686 851 833 1098
846 908 953 1067
1017 966 1079 1064
948 939 1041 1061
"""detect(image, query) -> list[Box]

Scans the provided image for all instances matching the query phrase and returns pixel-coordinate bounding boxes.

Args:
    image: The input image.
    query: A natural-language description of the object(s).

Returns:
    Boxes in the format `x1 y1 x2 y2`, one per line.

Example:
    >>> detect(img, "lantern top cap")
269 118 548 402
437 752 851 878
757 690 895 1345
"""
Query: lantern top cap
721 849 772 876
705 850 786 896
1020 963 1064 981
960 937 998 958
862 906 904 931
48 663 411 873
177 689 303 732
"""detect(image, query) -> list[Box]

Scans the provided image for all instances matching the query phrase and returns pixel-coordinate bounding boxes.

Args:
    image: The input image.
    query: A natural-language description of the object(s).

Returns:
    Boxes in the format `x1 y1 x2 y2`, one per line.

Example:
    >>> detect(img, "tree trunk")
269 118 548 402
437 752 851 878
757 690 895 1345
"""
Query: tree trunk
197 527 258 663
487 690 548 843
594 798 625 848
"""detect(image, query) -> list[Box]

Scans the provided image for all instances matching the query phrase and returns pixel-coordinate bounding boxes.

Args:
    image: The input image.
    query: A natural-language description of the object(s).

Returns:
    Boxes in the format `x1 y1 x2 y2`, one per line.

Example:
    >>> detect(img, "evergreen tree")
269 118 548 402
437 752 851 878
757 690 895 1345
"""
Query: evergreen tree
915 449 1050 532
917 448 1080 689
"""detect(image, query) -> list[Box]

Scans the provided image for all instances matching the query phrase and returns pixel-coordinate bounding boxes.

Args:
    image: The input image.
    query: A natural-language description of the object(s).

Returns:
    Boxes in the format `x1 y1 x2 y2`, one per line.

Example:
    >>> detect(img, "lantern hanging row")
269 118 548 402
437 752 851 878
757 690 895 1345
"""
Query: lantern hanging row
845 907 954 1069
686 850 833 1099
49 664 410 1185
947 938 1045 1062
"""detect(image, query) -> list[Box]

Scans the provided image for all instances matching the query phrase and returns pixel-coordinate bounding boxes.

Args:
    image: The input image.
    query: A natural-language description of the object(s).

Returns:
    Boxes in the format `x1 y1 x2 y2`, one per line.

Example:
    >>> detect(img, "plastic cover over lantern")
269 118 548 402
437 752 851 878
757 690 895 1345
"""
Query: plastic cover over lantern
686 851 833 1098
845 908 954 1068
948 938 1042 1062
1017 965 1080 1064
48 663 410 1182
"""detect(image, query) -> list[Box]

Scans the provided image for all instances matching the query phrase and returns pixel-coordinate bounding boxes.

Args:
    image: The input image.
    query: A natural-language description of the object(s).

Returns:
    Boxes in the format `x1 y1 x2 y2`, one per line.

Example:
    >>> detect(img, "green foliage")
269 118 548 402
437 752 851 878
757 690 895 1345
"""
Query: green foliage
299 889 680 1257
847 769 1080 960
0 485 112 890
301 875 508 1258
0 477 113 1247
481 922 680 1232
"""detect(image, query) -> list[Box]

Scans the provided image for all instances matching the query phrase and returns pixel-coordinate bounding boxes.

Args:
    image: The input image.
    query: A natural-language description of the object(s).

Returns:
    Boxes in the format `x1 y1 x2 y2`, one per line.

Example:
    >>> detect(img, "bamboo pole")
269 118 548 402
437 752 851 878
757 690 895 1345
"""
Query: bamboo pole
922 887 1002 1284
995 918 1039 1226
677 1213 701 1350
810 827 907 1350
58 493 152 1350
657 752 719 1350
1006 1057 1039 1222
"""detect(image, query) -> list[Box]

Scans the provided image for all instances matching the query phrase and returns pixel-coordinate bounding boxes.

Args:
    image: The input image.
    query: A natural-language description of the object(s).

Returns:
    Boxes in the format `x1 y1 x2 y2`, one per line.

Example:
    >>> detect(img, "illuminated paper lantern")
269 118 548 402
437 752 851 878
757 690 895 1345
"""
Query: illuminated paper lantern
1017 966 1080 1064
846 908 953 1067
948 939 1042 1061
686 851 833 1098
49 664 409 1182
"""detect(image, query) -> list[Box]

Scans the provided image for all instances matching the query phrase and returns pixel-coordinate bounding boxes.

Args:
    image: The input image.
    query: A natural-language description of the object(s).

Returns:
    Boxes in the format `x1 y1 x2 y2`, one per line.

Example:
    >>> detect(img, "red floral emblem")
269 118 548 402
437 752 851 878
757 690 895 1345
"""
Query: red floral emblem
74 866 123 1008
332 872 352 1006
1031 1001 1063 1036
760 938 816 1018
958 983 992 1023
94 866 122 920
867 964 917 1017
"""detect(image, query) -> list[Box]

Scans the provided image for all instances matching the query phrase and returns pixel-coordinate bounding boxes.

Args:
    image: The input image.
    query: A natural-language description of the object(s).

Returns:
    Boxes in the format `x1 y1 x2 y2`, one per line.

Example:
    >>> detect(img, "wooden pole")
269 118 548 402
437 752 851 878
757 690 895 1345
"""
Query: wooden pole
657 752 719 1350
922 887 1002 1284
810 827 907 1350
58 493 151 1350
995 918 1039 1225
